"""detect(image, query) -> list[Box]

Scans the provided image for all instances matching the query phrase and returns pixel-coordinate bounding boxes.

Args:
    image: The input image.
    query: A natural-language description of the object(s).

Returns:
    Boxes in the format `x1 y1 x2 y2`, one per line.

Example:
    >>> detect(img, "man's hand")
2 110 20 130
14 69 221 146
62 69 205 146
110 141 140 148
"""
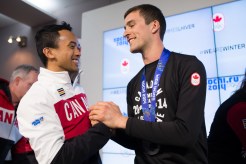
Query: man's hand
89 101 128 129
90 120 99 126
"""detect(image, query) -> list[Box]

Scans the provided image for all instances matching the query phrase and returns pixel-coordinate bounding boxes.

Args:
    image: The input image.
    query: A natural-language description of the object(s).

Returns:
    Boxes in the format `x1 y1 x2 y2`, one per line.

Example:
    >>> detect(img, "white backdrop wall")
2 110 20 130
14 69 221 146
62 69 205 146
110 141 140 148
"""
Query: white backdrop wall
81 0 237 163
81 0 235 105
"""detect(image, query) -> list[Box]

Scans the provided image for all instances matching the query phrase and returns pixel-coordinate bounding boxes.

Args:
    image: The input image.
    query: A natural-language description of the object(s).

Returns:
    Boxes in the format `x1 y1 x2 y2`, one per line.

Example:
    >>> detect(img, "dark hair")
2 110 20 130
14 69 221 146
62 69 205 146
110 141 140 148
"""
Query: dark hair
35 21 72 66
124 4 166 41
235 69 246 95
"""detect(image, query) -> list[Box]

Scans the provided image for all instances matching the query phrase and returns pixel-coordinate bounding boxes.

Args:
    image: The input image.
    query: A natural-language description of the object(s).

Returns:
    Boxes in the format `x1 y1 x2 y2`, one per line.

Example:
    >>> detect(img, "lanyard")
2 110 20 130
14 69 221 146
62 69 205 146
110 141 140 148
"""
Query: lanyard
141 48 170 122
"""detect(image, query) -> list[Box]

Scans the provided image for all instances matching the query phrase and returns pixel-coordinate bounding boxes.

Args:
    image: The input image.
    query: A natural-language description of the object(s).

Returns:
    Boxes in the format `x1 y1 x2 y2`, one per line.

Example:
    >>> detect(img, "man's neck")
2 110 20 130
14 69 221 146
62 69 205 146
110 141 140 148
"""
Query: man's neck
142 43 164 65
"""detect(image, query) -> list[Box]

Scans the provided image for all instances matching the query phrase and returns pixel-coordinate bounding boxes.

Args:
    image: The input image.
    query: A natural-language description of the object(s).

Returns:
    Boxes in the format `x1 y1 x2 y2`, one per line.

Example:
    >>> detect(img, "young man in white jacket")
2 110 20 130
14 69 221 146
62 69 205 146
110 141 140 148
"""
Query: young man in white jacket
17 22 111 164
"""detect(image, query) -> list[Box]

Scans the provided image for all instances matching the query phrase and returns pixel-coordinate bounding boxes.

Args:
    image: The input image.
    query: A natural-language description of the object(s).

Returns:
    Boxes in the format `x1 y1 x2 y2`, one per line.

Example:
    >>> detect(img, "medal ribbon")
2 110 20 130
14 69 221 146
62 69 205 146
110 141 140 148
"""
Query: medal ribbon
141 48 170 122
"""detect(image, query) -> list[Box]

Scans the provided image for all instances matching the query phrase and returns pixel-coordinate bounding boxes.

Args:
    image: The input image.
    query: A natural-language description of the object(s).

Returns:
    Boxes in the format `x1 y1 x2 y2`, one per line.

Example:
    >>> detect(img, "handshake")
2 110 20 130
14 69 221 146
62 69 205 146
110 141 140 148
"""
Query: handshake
89 101 128 129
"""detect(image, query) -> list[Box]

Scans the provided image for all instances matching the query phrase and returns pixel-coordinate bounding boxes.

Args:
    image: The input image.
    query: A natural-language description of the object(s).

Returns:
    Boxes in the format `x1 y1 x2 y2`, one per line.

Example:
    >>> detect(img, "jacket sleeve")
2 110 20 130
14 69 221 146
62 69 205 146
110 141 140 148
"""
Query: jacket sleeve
111 128 137 150
124 56 207 148
51 123 111 164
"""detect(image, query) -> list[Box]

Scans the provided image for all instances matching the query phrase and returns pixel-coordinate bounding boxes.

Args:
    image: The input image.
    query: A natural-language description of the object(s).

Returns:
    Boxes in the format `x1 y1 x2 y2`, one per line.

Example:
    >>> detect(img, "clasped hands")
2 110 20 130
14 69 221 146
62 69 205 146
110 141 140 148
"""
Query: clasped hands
89 101 127 129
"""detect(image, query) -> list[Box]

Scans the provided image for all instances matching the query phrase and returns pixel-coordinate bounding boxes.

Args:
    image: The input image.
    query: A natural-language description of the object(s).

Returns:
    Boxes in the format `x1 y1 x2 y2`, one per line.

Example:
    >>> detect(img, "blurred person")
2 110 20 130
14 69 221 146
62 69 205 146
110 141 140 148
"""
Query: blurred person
89 4 208 164
0 64 38 163
17 22 111 164
208 71 246 164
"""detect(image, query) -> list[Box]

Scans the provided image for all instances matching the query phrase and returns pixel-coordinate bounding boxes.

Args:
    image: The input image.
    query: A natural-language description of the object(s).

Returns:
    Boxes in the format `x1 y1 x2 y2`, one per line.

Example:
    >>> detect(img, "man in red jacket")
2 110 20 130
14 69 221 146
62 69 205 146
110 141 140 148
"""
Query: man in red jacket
0 64 38 163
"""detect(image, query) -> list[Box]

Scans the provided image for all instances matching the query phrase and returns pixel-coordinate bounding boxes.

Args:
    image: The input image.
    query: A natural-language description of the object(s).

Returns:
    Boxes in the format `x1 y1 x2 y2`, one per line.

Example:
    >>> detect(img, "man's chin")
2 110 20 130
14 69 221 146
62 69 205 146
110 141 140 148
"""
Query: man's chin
130 48 139 54
130 47 138 53
69 67 79 73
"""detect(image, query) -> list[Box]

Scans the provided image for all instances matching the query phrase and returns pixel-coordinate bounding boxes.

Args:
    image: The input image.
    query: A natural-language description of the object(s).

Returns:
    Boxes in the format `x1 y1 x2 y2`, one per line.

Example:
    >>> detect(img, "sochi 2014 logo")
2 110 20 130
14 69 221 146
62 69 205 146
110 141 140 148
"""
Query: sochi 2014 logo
213 13 225 32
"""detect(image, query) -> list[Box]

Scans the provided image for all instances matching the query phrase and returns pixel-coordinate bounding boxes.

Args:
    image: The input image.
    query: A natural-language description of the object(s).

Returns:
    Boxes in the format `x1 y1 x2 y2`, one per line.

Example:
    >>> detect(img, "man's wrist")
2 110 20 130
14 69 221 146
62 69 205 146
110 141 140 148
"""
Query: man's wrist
118 116 128 129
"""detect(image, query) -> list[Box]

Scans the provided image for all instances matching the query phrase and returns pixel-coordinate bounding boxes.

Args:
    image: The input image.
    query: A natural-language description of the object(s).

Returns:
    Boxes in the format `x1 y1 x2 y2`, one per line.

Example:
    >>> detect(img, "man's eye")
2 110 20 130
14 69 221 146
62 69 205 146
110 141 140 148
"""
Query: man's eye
70 45 75 49
129 24 134 28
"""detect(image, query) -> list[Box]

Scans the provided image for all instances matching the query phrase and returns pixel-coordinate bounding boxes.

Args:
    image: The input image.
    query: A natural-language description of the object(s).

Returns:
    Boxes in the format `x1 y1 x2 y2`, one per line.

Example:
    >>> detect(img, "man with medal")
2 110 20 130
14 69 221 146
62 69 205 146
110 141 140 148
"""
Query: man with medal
89 4 208 164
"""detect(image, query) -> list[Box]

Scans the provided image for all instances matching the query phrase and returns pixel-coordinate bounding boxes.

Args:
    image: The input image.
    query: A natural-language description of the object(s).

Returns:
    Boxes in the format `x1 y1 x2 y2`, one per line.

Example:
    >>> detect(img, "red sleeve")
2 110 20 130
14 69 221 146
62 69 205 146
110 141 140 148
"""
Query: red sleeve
227 102 246 149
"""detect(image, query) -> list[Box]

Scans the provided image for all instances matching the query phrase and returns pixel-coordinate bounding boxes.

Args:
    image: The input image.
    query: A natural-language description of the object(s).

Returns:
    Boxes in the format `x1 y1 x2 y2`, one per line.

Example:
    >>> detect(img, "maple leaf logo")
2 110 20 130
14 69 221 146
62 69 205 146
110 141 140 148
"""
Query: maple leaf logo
193 74 199 79
212 13 224 32
122 60 128 67
213 15 222 23
120 58 130 74
191 73 200 86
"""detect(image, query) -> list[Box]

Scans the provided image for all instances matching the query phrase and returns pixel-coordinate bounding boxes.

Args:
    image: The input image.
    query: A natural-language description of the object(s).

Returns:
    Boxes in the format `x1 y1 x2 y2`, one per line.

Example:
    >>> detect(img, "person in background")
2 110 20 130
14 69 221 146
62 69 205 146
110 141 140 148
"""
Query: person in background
208 71 246 164
17 21 111 164
89 4 208 164
0 64 38 164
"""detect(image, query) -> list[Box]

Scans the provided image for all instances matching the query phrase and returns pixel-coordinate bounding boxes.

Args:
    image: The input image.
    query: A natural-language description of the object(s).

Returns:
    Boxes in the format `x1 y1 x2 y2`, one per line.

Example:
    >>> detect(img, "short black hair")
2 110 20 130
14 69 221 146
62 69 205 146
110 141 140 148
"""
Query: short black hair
124 4 166 41
35 21 72 66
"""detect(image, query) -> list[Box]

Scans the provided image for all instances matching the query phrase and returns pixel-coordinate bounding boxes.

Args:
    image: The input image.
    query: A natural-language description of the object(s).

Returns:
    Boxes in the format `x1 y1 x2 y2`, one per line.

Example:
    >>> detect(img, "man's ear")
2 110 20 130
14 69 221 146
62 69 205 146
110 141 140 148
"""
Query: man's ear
43 47 55 59
151 20 160 34
14 76 22 86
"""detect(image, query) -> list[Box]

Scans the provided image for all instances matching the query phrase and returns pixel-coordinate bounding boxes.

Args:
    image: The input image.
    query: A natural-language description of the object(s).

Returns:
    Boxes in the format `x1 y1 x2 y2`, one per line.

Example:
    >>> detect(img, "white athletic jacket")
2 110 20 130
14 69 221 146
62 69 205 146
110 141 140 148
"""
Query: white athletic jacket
17 68 93 164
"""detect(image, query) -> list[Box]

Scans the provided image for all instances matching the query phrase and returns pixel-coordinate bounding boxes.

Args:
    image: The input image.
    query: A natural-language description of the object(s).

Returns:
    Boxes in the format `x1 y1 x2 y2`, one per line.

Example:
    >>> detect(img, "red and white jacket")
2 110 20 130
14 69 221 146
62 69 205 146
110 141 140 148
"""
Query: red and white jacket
0 78 22 160
17 68 101 164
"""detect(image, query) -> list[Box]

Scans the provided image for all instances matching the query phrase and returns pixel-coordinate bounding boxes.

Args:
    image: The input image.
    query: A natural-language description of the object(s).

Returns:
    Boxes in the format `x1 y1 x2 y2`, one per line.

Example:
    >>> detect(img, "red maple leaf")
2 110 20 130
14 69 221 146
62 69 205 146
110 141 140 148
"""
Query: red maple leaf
122 60 128 66
213 16 222 22
193 75 199 79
